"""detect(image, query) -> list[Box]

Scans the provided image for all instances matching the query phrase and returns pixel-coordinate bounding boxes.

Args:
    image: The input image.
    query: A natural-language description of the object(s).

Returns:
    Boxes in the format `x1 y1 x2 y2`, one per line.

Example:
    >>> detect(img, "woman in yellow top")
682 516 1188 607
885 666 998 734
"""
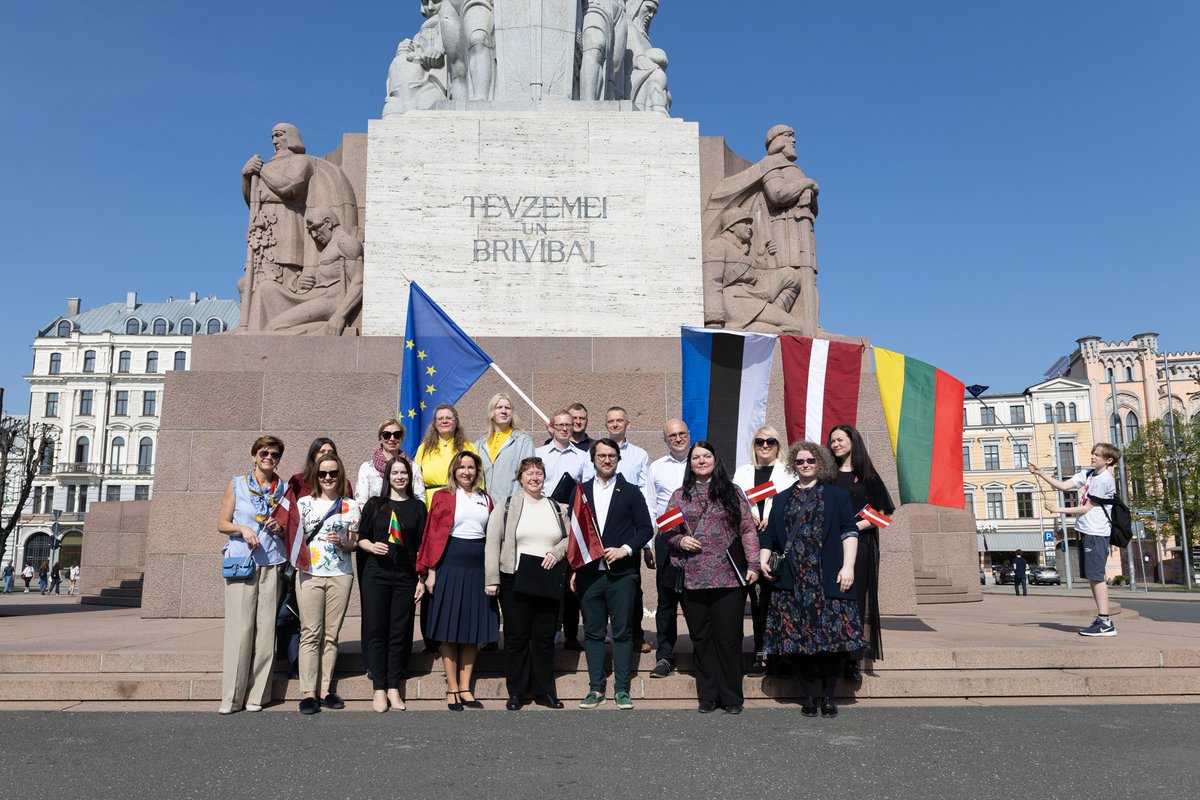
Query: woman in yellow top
415 404 477 506
474 393 535 500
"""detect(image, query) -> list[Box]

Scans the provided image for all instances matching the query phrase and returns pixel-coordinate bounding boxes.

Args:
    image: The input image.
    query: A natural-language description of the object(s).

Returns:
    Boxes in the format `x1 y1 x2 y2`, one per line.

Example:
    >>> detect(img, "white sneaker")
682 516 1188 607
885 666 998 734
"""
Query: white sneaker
245 703 263 712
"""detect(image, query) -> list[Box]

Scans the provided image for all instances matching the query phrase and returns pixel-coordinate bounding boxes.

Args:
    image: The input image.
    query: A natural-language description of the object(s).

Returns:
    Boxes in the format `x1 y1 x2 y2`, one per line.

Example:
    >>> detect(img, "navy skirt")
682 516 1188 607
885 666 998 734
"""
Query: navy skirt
427 537 499 645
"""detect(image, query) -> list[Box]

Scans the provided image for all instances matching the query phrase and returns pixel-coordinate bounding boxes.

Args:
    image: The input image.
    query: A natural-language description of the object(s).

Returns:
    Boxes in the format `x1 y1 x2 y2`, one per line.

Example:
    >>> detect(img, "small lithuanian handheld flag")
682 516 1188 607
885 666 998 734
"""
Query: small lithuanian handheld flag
388 511 404 545
874 348 965 509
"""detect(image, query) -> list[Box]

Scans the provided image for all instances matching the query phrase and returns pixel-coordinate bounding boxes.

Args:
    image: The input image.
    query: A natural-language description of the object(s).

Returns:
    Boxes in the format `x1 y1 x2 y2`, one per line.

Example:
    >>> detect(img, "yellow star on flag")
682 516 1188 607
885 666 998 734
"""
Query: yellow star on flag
420 401 427 410
406 409 417 419
405 340 414 349
426 366 437 376
417 350 427 360
426 384 437 395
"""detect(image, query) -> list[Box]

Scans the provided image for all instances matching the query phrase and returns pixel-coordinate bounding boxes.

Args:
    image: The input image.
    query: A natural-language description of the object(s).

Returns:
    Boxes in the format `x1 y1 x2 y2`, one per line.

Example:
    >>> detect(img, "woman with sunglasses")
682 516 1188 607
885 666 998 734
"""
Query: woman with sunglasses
827 424 894 680
288 438 355 498
355 418 425 502
474 393 535 499
358 456 427 712
217 436 288 715
415 404 476 507
758 441 862 718
732 426 794 675
294 451 360 715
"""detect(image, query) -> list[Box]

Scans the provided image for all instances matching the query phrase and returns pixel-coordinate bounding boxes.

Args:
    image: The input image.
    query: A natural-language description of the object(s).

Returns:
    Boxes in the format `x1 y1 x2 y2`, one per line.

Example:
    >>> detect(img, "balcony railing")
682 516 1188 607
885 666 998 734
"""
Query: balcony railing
36 463 154 478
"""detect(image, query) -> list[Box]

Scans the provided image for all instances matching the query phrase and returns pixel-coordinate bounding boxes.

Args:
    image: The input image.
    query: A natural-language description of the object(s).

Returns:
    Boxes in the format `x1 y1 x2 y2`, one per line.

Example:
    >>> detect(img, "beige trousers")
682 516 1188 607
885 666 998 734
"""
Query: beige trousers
220 562 282 710
296 571 353 696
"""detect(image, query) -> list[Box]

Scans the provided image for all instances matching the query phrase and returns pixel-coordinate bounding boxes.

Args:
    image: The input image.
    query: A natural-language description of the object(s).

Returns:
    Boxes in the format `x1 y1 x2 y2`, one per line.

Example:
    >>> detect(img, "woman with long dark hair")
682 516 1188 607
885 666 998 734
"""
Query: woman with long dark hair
827 424 894 679
659 441 759 714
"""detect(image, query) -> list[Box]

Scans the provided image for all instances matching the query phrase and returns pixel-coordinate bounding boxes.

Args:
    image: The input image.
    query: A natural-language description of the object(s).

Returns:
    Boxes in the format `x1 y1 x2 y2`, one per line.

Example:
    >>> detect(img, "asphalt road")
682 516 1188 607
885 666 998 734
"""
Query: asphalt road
1120 597 1200 623
2 705 1197 799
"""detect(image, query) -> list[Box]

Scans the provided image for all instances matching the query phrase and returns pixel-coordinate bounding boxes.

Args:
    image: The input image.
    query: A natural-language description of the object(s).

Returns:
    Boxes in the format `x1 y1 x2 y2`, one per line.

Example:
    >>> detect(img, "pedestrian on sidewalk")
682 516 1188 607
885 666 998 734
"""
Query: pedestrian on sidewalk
37 560 49 594
1013 550 1028 597
49 563 62 595
21 562 34 592
1031 443 1121 637
2 562 13 593
68 565 79 596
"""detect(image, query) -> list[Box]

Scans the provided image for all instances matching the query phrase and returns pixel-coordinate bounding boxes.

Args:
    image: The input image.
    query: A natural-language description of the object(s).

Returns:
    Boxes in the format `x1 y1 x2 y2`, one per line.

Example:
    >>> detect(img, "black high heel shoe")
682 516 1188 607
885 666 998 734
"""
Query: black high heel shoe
446 691 463 712
458 691 484 709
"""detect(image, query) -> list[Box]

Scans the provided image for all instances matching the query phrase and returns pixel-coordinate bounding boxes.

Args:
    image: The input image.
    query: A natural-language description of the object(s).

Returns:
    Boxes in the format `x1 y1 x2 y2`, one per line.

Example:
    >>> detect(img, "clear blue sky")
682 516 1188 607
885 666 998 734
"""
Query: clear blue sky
2 1 1197 413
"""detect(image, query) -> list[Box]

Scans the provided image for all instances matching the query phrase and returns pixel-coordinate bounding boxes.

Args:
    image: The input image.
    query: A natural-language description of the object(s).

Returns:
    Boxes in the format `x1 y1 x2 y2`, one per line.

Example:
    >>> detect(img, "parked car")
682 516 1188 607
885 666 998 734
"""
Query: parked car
996 565 1016 585
1030 565 1062 585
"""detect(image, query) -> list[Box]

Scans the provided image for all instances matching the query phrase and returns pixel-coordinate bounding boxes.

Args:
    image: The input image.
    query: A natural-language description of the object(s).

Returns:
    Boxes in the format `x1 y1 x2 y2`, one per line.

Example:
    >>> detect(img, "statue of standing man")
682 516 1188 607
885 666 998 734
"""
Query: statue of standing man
439 0 496 101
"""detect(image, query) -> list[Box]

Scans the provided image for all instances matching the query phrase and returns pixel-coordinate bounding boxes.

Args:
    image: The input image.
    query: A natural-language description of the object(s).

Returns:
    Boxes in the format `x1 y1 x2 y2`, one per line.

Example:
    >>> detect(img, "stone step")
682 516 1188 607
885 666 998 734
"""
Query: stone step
97 587 143 599
78 595 141 608
915 583 967 595
916 592 980 604
116 580 144 590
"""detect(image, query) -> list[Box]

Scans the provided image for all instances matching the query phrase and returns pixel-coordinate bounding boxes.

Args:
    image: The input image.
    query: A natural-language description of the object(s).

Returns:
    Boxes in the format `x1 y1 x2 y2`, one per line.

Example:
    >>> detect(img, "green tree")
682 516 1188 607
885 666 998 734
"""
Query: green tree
0 414 52 566
1123 417 1199 551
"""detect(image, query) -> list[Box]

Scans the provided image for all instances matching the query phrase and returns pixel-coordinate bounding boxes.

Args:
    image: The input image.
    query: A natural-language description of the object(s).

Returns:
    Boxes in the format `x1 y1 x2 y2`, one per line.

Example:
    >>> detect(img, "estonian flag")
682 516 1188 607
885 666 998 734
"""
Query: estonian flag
681 326 776 470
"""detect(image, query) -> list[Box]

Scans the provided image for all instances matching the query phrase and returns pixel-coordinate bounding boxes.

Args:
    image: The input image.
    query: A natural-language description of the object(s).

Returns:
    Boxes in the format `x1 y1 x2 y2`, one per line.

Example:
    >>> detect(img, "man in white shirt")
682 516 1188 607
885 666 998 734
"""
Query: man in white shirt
647 419 689 677
535 409 590 650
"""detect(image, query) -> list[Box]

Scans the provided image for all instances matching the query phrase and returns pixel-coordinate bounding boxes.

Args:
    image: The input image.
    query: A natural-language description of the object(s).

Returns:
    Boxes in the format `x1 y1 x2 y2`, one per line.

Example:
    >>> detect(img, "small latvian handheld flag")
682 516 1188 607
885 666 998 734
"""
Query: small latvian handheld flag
745 481 778 506
874 347 966 508
681 326 776 470
657 507 686 532
781 336 864 446
859 504 892 529
567 486 605 570
387 511 404 545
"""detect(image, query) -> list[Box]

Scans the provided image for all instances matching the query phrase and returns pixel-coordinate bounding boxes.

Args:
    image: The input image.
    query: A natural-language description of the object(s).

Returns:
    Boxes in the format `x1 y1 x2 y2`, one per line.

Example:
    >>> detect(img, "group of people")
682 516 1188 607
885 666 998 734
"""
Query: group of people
217 397 896 717
1 560 79 595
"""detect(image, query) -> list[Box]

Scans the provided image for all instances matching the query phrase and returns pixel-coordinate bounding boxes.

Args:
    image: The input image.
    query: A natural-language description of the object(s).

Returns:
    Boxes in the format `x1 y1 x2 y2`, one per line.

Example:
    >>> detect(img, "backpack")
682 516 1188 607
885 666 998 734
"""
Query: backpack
1087 489 1133 548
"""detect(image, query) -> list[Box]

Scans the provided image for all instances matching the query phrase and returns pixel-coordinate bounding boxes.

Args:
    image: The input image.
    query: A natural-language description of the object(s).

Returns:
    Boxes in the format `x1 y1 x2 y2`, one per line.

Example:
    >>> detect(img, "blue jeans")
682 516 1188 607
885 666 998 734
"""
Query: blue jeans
1014 576 1027 596
2 575 12 593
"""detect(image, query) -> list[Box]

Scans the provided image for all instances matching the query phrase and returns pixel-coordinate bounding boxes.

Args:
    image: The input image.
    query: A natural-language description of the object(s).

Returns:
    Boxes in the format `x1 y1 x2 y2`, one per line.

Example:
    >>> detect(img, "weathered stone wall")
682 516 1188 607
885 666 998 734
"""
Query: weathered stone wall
77 500 149 597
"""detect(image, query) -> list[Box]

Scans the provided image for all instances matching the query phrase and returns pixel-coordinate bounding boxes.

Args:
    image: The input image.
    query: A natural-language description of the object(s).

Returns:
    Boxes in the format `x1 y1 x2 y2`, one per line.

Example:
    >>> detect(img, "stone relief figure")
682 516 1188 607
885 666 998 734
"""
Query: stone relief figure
439 0 496 101
238 124 362 334
579 0 628 101
702 209 804 334
383 0 449 116
703 123 820 335
629 48 670 113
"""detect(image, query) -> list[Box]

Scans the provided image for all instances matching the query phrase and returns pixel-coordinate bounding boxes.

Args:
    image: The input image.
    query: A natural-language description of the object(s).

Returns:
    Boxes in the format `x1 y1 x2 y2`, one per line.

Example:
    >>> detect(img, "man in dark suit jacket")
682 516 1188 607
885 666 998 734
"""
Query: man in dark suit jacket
574 438 654 710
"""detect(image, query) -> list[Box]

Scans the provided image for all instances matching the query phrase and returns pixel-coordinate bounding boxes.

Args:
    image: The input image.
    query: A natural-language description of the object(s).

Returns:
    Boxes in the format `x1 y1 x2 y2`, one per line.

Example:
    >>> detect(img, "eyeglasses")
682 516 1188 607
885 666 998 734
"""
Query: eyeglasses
317 470 340 479
754 438 778 447
257 450 281 460
551 423 571 430
794 457 818 466
594 454 619 461
379 430 402 440
666 432 688 440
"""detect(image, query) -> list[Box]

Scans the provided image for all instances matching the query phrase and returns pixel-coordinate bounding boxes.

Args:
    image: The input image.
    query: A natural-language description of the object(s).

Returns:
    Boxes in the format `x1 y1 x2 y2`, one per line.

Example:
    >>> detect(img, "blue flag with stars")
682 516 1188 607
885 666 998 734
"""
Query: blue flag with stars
400 282 493 458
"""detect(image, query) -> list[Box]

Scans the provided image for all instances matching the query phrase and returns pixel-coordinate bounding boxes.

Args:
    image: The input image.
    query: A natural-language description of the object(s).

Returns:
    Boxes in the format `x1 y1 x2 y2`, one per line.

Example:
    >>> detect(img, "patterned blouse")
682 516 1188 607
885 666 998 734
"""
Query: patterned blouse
662 485 760 590
296 496 361 577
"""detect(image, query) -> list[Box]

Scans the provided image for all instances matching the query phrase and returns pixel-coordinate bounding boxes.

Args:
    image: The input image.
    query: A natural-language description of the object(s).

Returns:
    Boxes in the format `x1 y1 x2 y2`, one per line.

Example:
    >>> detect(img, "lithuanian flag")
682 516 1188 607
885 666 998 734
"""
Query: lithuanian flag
874 348 965 508
388 511 404 546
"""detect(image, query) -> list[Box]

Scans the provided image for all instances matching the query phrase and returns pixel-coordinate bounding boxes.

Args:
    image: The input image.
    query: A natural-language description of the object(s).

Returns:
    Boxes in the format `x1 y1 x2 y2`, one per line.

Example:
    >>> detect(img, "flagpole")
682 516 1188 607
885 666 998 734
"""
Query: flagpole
488 362 549 424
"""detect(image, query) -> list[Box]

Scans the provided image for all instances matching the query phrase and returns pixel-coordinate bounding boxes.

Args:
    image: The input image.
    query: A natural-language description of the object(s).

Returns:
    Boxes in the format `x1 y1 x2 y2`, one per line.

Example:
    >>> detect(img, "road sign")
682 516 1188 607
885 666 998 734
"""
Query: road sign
1135 509 1155 517
1043 531 1055 543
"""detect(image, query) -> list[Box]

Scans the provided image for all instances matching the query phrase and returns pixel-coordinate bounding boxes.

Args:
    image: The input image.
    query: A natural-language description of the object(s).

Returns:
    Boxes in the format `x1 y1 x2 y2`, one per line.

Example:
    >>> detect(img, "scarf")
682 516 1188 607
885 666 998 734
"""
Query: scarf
246 470 284 524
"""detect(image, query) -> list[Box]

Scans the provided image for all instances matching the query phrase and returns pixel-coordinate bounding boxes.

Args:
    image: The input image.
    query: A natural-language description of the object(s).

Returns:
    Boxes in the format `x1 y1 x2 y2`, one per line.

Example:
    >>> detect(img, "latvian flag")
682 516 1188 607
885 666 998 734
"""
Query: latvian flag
657 507 686 532
567 485 605 570
782 336 864 446
859 504 892 529
681 326 776 470
745 481 778 505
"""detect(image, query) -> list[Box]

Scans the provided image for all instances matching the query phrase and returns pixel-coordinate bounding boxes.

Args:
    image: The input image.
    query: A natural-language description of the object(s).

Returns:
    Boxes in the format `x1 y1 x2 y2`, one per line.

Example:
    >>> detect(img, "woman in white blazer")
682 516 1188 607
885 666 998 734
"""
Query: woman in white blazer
731 425 794 675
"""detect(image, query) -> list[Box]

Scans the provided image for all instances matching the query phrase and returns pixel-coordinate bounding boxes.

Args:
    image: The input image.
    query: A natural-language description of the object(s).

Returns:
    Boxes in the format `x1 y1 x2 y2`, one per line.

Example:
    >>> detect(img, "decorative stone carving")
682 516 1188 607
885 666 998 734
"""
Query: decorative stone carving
579 0 628 101
703 124 820 335
439 0 496 101
702 209 804 334
238 124 362 335
629 48 670 113
383 0 449 116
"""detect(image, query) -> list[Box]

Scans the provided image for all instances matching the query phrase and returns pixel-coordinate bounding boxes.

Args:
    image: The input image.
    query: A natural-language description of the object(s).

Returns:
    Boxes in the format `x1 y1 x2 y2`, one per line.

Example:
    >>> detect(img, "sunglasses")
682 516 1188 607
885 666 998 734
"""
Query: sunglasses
754 438 779 447
379 430 402 440
317 470 340 479
794 457 818 466
257 450 281 460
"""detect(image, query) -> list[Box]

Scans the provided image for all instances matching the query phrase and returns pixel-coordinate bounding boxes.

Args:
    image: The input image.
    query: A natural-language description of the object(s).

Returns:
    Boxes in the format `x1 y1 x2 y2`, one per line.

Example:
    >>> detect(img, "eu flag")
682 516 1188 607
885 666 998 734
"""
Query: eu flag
400 282 493 457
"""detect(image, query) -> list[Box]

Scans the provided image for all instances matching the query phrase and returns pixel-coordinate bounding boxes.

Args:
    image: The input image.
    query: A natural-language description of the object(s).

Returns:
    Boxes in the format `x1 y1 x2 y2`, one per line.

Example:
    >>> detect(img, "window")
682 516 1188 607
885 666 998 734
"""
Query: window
142 391 157 417
74 436 90 464
78 488 88 514
1125 365 1133 382
1106 367 1114 381
1063 490 1078 507
1057 442 1076 474
44 392 59 417
962 445 971 471
206 318 223 335
964 490 975 514
980 406 997 425
56 320 71 337
117 350 131 373
1126 412 1140 443
1016 491 1034 519
963 408 969 427
1054 402 1066 422
1009 405 1026 424
1068 403 1078 422
984 444 1000 470
79 390 94 415
1012 442 1029 469
43 487 55 513
114 390 129 416
173 351 186 371
23 533 52 568
145 351 158 373
1109 413 1123 444
137 437 154 474
125 319 140 335
152 318 168 336
134 485 150 501
109 437 126 472
986 491 1004 519
1043 403 1053 422
180 319 195 336
66 485 76 513
49 353 62 374
82 350 96 373
32 487 42 512
105 485 122 502
39 441 54 474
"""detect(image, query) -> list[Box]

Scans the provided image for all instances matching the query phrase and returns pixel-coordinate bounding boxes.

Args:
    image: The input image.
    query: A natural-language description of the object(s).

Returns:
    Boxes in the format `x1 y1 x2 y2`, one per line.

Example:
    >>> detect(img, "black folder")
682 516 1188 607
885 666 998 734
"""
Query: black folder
550 473 578 505
515 553 567 599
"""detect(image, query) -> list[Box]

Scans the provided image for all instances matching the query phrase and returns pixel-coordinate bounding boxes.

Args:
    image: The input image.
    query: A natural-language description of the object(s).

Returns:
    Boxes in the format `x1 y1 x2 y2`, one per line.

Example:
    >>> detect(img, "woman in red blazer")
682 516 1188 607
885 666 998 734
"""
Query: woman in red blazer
416 451 497 710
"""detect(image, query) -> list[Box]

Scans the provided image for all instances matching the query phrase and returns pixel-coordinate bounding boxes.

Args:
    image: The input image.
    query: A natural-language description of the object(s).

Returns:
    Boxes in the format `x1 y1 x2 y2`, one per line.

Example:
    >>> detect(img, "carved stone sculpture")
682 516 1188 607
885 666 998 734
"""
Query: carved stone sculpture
579 0 628 101
238 124 362 335
703 123 820 335
439 0 496 101
703 209 804 334
383 0 449 116
629 48 670 113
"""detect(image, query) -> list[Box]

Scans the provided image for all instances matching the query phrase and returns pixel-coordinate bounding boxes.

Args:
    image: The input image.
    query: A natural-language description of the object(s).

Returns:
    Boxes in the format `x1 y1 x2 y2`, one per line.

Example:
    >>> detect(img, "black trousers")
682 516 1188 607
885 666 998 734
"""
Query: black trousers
561 567 581 641
360 561 416 691
680 586 746 708
749 581 771 654
654 578 680 663
794 652 844 702
499 572 559 697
